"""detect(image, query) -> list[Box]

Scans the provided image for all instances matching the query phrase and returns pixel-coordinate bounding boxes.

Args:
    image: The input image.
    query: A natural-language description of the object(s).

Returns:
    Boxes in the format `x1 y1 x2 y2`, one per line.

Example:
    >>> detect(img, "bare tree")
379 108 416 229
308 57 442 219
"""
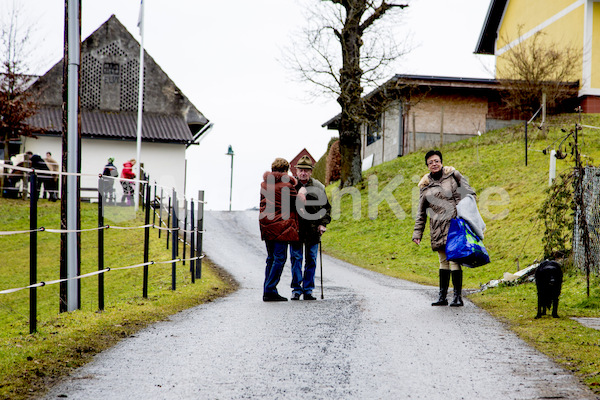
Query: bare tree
496 28 581 116
0 1 40 164
289 0 408 187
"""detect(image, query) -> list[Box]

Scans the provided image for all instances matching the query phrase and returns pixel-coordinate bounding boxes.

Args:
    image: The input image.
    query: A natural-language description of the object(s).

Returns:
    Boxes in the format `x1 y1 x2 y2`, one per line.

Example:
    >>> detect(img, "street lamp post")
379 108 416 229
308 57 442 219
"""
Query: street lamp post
226 145 234 211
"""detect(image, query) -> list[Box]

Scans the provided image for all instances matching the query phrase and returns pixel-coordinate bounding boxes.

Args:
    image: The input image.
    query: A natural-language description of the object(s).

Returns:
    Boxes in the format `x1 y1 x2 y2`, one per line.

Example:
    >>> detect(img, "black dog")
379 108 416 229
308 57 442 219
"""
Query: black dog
535 260 563 319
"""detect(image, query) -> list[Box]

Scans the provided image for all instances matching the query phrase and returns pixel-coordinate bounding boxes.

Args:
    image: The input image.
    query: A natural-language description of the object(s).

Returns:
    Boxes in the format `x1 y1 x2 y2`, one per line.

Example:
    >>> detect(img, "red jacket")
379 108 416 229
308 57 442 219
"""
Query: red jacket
259 171 299 242
121 162 136 180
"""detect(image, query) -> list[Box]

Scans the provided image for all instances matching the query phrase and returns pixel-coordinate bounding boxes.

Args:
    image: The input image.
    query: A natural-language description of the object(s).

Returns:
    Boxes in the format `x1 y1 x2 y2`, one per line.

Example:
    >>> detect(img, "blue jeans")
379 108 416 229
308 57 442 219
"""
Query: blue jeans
290 242 319 295
264 240 288 296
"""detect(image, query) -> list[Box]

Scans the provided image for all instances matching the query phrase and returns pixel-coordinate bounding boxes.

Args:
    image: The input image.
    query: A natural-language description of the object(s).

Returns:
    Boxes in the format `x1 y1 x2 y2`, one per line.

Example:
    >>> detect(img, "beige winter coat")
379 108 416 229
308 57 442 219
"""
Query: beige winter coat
412 166 475 251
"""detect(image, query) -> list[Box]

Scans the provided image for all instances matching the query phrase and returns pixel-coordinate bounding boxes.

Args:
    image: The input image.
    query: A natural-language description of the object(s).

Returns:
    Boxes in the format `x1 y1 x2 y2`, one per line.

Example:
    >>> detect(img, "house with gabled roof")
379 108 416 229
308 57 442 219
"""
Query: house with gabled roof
475 0 599 112
289 149 316 178
322 74 527 168
22 15 210 198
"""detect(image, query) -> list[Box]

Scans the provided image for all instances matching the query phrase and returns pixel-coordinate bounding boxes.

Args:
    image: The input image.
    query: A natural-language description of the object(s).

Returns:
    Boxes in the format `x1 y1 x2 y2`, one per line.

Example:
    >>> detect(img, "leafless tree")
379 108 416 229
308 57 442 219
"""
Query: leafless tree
288 0 408 187
496 28 581 116
0 1 41 163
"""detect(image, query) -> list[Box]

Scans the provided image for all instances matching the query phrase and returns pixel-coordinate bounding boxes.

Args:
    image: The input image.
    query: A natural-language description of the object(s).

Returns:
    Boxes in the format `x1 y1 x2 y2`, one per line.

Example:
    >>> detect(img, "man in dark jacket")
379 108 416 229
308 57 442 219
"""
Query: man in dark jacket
259 158 300 302
26 152 52 201
101 157 119 203
290 156 331 300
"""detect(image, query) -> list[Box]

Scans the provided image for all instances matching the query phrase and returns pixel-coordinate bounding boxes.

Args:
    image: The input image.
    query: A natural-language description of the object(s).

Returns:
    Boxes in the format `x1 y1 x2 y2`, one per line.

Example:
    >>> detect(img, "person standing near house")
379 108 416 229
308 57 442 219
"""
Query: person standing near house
27 152 52 201
412 150 475 307
120 159 136 205
290 155 331 301
101 157 119 203
259 158 301 302
44 152 59 201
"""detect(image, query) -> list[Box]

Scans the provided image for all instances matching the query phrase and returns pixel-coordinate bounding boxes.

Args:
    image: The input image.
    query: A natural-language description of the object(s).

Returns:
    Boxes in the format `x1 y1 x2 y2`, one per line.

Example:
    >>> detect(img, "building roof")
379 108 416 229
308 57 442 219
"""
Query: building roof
25 15 209 145
28 107 197 144
474 0 508 55
322 74 504 129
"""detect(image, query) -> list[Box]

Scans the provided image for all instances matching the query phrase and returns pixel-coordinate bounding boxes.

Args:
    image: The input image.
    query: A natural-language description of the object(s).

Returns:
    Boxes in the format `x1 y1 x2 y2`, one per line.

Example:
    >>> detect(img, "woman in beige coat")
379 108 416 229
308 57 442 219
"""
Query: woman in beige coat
412 150 475 307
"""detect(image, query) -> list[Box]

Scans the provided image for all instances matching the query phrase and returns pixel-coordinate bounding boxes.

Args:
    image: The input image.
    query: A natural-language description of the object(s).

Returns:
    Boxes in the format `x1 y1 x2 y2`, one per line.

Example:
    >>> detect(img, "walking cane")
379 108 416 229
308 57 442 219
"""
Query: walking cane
319 240 324 299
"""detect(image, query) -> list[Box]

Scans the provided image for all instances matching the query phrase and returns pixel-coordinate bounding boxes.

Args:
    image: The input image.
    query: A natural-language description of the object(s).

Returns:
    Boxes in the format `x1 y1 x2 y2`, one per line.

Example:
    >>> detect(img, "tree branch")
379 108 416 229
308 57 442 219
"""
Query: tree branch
360 2 407 33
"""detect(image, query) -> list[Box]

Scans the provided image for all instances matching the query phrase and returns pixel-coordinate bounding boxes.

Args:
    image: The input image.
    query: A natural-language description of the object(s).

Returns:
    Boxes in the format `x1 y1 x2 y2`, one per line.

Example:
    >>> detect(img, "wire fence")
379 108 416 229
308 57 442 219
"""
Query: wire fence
0 164 206 334
573 166 600 278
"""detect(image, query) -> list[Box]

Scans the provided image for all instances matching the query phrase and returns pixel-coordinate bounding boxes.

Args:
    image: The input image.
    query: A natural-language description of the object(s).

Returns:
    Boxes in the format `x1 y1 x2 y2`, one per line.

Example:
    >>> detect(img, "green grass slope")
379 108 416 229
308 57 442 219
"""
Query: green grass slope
322 113 600 393
0 201 235 399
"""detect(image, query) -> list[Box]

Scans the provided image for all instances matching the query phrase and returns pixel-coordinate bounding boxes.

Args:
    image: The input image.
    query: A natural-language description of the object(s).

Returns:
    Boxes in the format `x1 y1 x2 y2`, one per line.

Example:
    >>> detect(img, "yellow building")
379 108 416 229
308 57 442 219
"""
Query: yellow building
475 0 600 112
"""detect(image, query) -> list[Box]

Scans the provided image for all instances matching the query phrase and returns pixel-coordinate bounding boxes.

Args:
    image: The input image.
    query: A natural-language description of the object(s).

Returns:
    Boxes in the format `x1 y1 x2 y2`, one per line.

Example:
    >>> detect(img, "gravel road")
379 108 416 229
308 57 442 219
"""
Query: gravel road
42 210 598 399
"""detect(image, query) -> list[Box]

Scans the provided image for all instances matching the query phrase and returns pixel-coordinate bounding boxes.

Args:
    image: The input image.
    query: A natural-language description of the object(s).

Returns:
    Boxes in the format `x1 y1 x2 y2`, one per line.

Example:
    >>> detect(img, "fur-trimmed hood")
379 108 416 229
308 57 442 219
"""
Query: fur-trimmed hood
418 166 456 189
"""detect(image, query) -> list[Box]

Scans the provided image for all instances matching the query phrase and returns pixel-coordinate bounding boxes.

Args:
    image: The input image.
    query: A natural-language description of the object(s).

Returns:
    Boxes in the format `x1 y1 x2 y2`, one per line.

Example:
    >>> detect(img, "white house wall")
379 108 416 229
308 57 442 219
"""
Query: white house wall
21 136 186 199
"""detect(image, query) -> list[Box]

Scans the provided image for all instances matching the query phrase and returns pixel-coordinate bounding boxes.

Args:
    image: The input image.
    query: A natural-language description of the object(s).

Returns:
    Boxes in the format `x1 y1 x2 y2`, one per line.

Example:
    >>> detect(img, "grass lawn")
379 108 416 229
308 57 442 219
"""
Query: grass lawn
0 200 236 399
322 113 600 395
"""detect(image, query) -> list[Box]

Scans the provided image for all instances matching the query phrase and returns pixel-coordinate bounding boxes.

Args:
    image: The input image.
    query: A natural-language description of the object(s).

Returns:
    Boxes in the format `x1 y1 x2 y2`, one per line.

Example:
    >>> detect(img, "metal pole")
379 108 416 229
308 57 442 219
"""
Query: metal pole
190 199 195 283
196 190 204 280
166 196 171 249
98 176 104 311
183 198 187 266
319 240 324 299
226 146 234 211
143 184 151 298
525 121 528 166
29 173 38 334
158 187 163 238
63 0 81 312
134 0 145 211
171 189 178 290
152 182 157 226
229 155 234 211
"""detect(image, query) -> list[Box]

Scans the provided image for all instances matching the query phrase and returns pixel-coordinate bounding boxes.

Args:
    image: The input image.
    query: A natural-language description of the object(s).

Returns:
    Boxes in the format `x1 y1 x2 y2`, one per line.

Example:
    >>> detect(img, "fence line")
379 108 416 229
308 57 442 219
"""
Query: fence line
0 224 201 237
0 168 206 334
0 255 205 295
1 161 209 205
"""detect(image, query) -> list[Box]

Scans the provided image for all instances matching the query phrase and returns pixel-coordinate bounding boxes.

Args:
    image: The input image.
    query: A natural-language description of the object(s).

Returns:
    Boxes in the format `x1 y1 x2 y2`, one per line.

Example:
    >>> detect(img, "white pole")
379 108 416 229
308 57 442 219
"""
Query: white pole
549 150 557 185
134 0 145 211
66 0 80 311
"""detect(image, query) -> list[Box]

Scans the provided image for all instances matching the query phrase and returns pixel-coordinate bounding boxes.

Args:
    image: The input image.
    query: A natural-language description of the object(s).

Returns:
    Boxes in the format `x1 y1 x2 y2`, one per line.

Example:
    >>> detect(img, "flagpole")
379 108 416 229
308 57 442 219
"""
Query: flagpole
134 0 145 211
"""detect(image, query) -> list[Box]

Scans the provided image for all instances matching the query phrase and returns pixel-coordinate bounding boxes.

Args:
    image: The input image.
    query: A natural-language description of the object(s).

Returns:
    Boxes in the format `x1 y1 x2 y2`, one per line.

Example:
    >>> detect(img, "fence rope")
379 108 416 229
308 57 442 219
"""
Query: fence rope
0 223 203 236
0 255 205 295
0 228 44 235
0 161 150 184
44 226 109 233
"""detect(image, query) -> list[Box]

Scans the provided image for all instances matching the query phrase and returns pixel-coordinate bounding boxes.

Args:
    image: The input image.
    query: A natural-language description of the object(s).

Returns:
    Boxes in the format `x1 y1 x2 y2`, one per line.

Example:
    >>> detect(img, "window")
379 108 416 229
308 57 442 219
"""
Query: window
366 114 382 146
102 62 120 84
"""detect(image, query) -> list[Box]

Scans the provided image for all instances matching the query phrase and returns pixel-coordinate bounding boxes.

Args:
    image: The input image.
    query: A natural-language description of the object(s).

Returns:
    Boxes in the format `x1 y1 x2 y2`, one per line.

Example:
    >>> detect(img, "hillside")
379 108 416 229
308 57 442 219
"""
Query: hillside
322 113 600 288
321 113 600 393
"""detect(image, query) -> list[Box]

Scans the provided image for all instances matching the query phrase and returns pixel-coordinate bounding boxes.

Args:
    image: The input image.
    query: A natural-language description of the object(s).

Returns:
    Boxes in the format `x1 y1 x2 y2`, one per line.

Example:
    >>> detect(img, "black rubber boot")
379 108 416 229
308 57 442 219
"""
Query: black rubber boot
450 270 464 307
432 269 451 306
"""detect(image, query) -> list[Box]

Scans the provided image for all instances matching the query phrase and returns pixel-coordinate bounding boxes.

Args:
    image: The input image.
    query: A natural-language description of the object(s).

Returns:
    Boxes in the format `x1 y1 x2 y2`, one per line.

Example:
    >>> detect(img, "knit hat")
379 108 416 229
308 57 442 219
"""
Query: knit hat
108 157 115 163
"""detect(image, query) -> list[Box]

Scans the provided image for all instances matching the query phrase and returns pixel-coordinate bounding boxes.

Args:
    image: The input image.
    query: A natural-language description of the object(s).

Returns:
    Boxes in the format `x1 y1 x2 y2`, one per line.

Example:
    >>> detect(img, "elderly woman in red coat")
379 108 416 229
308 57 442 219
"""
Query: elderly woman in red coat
259 158 301 302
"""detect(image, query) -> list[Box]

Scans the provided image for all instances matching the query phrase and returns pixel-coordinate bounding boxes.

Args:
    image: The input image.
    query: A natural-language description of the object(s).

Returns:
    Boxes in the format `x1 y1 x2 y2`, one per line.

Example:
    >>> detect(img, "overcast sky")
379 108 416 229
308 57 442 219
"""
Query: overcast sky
19 0 494 210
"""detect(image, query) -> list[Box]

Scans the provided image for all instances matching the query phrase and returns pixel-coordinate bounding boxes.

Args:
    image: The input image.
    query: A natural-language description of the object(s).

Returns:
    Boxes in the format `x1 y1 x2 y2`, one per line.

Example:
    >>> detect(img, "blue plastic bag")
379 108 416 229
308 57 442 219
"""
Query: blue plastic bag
445 218 490 268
